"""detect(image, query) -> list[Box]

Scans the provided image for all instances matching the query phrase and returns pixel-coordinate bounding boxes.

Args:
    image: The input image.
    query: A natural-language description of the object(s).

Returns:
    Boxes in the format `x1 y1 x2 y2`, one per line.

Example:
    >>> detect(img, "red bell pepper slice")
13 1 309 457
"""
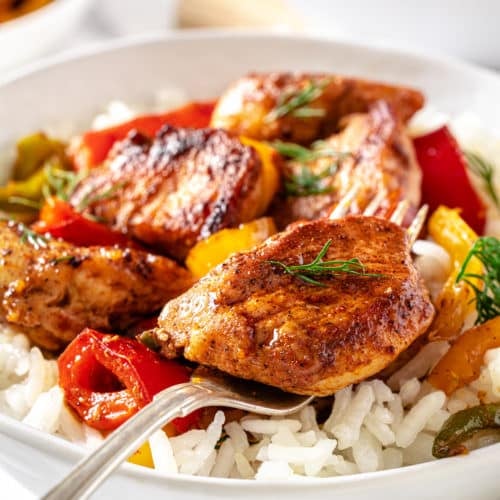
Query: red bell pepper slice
413 126 486 234
58 328 199 433
72 100 216 170
32 197 135 248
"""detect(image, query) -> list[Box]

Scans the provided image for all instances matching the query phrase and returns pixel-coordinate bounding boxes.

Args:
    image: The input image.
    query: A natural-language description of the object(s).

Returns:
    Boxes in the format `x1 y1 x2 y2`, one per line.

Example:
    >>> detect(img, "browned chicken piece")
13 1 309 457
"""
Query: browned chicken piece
70 126 279 261
0 221 193 351
151 217 434 396
272 101 421 228
210 72 424 143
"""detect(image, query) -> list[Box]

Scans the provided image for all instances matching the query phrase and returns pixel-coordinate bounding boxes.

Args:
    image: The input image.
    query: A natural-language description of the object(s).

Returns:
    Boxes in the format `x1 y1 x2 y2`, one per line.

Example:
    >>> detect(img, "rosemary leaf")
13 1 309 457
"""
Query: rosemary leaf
271 141 350 197
284 163 337 197
265 78 330 123
456 236 500 324
267 239 384 287
44 164 88 202
77 182 126 212
271 140 348 163
18 223 49 250
465 151 499 209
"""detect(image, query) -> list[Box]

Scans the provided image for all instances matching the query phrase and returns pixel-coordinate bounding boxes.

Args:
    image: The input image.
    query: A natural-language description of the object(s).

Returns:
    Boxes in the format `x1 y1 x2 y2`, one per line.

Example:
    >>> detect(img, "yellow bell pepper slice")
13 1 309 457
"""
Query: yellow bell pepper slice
428 316 500 395
186 217 277 278
240 137 281 216
428 206 482 341
128 442 154 468
12 132 68 181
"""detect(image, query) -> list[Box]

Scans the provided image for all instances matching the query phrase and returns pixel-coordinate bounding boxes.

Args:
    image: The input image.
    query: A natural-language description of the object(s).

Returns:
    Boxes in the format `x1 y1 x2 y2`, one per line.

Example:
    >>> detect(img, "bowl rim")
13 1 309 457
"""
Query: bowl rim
1 30 499 489
2 29 500 88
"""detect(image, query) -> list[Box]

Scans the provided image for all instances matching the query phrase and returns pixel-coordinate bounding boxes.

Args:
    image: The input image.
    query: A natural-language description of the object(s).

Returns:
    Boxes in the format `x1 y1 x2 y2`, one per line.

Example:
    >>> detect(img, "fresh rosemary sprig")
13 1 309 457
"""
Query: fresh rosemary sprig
18 223 49 250
44 164 88 202
271 140 348 163
465 151 499 209
271 140 350 197
267 239 384 287
76 182 126 212
456 236 500 324
284 163 337 197
265 79 330 123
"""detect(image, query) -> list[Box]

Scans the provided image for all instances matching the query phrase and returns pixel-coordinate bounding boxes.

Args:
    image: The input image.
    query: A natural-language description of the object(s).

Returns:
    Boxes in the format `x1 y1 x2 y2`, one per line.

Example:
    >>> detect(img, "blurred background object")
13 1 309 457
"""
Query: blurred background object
1 0 499 76
177 0 301 30
0 0 53 23
0 0 92 72
290 0 500 69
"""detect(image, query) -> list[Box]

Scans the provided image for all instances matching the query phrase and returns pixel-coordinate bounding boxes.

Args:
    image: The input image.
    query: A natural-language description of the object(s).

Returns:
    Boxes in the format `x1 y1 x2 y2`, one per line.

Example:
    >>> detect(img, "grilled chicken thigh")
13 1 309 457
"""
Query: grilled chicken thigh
210 72 424 143
0 221 193 350
151 217 434 396
70 126 279 260
273 101 421 227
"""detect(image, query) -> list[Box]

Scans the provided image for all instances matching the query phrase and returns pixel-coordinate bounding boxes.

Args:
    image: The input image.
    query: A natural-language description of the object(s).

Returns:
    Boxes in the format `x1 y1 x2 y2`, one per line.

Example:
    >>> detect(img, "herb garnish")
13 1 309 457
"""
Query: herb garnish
267 239 384 287
43 164 89 202
284 164 337 197
456 236 500 324
271 141 350 197
265 79 330 123
465 151 499 209
271 140 348 163
18 223 49 249
76 182 126 212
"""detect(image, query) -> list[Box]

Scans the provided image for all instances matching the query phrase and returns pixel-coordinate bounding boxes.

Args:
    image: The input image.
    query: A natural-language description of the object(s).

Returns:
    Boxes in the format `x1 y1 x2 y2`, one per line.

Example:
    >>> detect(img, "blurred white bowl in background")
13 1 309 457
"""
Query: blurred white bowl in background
290 0 500 68
97 0 178 36
0 0 92 72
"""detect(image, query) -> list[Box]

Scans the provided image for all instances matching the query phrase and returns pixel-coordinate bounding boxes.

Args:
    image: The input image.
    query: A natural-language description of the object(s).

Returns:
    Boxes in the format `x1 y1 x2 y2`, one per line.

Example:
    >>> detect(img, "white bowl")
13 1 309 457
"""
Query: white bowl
0 0 92 73
0 33 499 500
291 0 500 68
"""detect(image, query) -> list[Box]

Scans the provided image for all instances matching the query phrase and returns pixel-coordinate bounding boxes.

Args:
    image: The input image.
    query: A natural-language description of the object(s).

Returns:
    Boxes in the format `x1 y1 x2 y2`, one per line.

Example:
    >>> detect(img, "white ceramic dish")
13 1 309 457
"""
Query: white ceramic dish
291 0 500 68
0 33 499 500
0 0 92 73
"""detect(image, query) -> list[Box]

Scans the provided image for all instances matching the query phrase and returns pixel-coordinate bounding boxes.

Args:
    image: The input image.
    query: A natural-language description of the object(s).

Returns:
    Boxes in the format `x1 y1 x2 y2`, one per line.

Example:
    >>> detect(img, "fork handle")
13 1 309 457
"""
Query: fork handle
42 382 214 500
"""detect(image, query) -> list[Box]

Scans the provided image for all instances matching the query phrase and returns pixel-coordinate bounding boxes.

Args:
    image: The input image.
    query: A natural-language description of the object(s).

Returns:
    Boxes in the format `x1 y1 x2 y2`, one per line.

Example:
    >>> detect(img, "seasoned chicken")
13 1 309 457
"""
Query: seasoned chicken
210 72 424 143
70 126 279 261
272 101 421 228
151 217 434 396
0 221 193 350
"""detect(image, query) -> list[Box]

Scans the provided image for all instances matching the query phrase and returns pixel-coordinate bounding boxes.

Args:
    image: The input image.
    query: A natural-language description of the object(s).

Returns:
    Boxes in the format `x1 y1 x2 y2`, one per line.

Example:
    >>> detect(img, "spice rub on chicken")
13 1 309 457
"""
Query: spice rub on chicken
272 101 421 228
210 72 424 143
70 125 280 261
0 221 193 351
151 217 434 396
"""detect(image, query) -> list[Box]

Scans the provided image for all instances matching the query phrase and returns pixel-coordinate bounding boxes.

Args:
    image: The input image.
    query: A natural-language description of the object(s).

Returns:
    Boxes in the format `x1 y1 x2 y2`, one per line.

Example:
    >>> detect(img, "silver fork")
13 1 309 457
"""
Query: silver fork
328 182 428 246
43 188 428 500
42 367 313 500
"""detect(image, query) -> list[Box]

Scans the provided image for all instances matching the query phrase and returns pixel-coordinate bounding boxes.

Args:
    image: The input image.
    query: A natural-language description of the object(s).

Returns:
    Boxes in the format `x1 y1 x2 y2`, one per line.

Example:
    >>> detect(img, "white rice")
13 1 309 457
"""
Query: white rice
90 89 188 131
2 317 499 480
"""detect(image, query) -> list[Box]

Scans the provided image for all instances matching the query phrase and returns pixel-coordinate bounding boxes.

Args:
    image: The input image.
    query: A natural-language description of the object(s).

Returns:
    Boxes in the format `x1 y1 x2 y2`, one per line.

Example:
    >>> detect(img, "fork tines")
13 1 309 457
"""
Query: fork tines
328 186 428 246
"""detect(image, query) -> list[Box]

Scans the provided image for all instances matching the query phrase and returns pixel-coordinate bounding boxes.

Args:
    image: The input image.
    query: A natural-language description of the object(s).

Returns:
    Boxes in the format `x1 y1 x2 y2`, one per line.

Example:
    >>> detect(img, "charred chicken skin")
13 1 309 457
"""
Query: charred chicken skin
70 125 279 261
273 101 421 228
151 217 434 396
210 72 424 143
0 221 193 350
